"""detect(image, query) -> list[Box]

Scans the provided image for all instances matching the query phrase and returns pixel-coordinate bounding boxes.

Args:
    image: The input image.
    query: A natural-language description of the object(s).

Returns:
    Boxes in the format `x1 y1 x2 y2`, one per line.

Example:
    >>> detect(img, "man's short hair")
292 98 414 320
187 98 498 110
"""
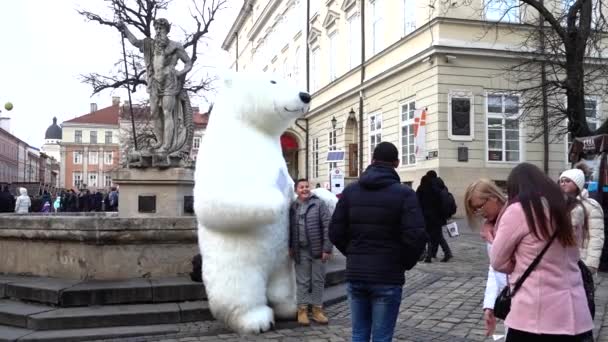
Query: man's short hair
372 142 399 163
426 170 438 178
295 178 309 189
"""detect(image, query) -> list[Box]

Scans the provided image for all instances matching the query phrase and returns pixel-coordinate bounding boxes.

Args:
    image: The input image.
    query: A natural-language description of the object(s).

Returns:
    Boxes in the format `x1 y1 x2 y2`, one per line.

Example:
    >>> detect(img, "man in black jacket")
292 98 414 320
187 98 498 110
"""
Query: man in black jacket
329 142 427 342
417 171 454 263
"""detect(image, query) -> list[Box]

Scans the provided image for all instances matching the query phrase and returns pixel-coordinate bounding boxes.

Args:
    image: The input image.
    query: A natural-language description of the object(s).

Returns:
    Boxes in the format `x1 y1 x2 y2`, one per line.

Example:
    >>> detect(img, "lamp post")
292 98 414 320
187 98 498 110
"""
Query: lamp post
331 116 337 130
348 108 356 121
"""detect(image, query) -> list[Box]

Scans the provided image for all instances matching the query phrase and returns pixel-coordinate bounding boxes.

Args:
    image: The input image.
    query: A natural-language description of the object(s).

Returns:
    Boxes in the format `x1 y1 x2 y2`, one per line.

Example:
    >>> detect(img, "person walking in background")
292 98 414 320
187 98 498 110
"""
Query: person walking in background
0 185 15 213
53 195 61 213
491 163 593 341
330 142 427 342
464 179 508 337
289 178 332 326
41 191 51 208
417 171 454 263
108 187 119 211
14 187 31 214
560 168 605 275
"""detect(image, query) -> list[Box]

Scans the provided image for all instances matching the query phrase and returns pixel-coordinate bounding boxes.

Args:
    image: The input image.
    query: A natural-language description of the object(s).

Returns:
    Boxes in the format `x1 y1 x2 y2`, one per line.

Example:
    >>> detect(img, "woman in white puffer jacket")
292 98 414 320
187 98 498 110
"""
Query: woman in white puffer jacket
559 168 605 273
14 187 31 214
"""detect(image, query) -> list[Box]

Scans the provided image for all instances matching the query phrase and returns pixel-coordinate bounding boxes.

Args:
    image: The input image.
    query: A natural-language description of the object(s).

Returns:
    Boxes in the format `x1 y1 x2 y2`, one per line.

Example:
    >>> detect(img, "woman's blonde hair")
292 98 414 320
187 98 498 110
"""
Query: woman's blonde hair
464 179 506 228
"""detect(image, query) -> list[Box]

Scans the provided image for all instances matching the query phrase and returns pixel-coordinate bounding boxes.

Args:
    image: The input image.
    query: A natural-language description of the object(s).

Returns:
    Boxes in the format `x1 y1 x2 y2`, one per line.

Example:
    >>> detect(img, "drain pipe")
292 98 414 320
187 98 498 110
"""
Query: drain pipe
358 1 366 176
304 0 311 179
235 33 239 72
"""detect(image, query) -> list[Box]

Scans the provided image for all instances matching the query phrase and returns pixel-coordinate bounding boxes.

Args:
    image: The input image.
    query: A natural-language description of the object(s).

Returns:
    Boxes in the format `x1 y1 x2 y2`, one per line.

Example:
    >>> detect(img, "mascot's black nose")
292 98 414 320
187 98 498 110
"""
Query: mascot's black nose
299 92 311 104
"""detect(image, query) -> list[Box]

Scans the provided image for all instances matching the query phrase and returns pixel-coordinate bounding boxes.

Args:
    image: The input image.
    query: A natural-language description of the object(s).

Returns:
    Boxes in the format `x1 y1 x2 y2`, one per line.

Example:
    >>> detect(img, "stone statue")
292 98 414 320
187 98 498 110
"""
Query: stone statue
118 18 194 168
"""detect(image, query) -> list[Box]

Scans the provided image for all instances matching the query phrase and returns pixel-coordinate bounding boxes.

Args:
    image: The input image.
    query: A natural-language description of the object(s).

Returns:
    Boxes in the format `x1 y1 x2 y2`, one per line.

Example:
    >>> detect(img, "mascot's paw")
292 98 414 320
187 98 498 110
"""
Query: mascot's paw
271 301 297 320
235 305 275 334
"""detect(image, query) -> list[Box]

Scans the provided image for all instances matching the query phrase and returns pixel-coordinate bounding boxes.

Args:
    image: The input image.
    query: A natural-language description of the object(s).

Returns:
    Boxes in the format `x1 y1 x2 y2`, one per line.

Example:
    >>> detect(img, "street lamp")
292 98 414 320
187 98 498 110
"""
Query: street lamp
348 108 356 121
331 116 337 130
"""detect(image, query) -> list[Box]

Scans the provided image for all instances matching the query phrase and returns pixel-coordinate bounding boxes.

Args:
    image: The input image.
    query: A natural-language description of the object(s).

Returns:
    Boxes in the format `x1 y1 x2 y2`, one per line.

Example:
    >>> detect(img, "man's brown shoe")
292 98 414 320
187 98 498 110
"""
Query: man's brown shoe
297 305 310 326
311 305 329 324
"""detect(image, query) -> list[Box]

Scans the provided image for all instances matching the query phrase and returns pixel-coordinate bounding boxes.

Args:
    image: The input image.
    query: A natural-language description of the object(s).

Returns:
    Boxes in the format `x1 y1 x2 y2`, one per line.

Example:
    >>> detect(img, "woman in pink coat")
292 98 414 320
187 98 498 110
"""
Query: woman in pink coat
490 163 593 342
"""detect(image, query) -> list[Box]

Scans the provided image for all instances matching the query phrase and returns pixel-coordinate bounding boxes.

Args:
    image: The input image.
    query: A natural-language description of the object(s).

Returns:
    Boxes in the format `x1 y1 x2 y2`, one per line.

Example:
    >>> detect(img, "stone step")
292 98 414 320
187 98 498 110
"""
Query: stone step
0 281 347 333
0 259 345 308
0 275 206 307
0 323 180 342
0 300 212 330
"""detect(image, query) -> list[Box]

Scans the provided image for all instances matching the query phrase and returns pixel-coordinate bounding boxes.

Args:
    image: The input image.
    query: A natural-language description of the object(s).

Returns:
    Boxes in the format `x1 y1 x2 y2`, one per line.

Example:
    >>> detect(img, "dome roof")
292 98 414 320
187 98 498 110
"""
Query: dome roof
45 117 62 140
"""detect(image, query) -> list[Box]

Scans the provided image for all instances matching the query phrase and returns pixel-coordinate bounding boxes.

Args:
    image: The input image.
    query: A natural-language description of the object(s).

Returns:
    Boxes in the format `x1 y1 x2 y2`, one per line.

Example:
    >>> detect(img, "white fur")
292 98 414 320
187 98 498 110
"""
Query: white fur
193 72 309 334
310 188 339 214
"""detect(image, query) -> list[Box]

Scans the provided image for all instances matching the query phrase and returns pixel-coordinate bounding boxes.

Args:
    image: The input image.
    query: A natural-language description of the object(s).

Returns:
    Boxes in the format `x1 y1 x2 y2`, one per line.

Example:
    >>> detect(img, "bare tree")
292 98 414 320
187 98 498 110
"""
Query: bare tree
78 0 225 96
432 0 608 139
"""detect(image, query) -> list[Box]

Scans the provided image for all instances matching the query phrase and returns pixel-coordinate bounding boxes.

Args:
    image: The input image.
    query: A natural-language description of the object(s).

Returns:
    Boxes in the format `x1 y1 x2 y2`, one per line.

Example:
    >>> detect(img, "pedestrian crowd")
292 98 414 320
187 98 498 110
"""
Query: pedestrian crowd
289 141 604 342
0 185 119 214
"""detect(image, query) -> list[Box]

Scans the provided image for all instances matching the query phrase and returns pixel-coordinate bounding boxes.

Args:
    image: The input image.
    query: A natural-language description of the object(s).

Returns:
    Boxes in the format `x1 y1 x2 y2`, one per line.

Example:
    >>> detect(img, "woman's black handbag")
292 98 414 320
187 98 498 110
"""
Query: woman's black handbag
493 232 557 320
578 260 596 319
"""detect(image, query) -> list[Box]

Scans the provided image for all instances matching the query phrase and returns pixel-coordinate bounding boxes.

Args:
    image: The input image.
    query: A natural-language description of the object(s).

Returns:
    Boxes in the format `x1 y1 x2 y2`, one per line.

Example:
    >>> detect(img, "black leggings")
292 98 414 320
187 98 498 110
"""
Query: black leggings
506 328 594 342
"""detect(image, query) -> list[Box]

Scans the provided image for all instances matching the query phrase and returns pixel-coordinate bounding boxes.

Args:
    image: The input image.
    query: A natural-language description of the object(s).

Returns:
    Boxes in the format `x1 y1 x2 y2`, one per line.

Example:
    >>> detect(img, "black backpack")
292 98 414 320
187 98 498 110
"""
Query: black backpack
440 188 457 219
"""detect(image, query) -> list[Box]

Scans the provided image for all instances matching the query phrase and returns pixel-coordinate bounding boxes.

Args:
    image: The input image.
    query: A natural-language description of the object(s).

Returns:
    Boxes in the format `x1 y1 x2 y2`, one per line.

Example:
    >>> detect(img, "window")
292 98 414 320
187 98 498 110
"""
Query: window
328 128 338 171
400 101 416 166
73 172 83 187
75 130 82 143
484 0 519 23
565 97 601 157
73 151 82 164
88 173 98 187
371 0 384 54
193 137 201 149
585 98 600 131
104 151 114 165
310 48 319 92
105 131 113 144
88 151 98 165
104 174 112 187
90 131 97 144
403 0 416 36
348 13 361 69
312 137 319 178
329 31 339 81
487 94 521 162
369 113 382 158
448 91 474 141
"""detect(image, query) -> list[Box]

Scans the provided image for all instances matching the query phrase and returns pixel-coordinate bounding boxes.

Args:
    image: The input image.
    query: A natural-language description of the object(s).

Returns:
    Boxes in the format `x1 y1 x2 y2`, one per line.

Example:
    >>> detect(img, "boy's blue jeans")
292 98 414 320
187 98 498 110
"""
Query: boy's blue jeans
347 282 403 342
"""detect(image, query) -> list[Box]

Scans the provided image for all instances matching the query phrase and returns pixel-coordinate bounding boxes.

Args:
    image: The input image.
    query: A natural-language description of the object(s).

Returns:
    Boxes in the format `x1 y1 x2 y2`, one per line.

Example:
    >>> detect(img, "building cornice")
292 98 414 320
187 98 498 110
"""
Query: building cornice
221 0 255 51
306 16 608 117
248 0 283 42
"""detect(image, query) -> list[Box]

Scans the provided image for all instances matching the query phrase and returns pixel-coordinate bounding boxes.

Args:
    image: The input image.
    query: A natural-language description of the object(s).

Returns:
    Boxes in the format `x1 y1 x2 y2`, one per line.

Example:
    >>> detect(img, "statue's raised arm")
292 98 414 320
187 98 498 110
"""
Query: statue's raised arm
117 21 143 50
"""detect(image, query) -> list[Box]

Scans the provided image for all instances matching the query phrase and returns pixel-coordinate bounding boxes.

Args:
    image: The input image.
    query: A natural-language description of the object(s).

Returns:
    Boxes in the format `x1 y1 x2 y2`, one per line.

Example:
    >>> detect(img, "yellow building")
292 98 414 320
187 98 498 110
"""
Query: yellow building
222 0 603 211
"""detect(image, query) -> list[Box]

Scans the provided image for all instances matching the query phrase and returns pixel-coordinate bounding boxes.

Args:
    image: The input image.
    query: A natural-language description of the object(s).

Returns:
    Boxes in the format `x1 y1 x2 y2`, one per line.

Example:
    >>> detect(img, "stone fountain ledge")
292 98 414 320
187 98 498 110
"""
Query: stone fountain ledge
0 214 198 280
0 214 197 244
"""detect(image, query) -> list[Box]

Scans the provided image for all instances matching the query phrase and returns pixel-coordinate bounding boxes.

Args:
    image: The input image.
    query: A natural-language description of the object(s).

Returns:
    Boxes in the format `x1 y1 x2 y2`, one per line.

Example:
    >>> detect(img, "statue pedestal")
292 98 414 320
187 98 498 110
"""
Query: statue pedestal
112 168 195 218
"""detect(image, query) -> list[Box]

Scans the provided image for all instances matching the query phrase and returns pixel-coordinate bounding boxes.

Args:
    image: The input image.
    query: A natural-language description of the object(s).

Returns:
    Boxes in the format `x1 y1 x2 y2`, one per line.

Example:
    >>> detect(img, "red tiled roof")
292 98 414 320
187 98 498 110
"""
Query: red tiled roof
64 105 119 125
193 112 209 128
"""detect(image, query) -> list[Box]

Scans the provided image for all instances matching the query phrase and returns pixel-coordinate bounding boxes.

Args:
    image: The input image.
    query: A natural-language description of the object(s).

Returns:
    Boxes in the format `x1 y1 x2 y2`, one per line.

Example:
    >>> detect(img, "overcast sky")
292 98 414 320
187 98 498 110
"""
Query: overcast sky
0 0 241 149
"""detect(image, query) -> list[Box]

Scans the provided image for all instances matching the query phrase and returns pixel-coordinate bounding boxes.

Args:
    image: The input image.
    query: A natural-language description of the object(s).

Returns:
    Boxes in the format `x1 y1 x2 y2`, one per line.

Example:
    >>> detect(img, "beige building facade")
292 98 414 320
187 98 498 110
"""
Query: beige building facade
223 0 605 211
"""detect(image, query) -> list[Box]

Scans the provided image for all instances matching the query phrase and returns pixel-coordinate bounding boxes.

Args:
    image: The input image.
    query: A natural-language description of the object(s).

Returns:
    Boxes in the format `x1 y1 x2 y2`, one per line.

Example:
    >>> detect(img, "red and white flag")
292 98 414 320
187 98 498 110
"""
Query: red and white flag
414 109 427 159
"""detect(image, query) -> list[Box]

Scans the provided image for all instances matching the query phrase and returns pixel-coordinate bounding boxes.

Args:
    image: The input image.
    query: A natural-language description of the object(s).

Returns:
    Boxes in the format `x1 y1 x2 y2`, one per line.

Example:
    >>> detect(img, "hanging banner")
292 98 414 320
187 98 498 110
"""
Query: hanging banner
414 109 427 159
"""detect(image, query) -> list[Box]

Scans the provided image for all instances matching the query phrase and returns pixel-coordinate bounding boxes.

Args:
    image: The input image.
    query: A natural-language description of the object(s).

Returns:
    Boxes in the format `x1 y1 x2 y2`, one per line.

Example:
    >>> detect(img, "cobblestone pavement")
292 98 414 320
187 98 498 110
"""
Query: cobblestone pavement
97 220 608 342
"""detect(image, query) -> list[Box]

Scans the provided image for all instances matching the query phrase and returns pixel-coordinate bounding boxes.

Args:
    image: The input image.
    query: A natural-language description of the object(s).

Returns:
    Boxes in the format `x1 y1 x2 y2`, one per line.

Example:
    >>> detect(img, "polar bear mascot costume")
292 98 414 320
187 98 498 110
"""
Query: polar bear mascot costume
193 72 311 334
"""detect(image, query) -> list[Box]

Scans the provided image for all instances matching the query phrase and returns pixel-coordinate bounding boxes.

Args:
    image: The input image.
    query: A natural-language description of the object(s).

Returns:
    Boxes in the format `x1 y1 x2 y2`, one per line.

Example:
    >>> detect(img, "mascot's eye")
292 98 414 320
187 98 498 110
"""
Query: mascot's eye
270 80 277 84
